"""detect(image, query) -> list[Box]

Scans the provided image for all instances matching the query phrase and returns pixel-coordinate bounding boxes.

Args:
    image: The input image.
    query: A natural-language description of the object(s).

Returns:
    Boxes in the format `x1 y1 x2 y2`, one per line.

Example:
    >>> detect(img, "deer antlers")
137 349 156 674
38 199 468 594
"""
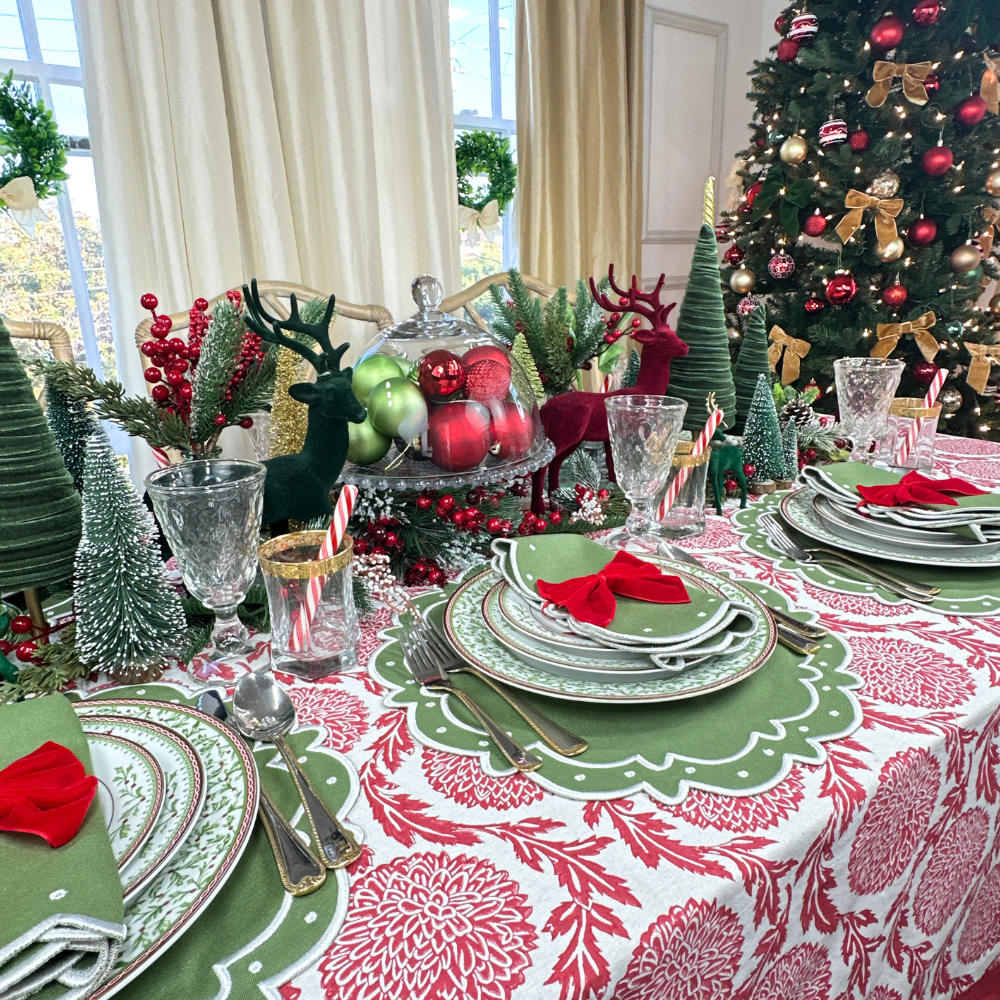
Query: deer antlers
590 265 670 329
242 278 348 375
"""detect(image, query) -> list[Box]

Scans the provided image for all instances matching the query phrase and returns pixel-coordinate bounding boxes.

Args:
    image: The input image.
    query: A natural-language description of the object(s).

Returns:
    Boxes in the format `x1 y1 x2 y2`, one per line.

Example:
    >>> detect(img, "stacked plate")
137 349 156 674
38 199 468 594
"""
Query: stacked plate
74 697 258 998
441 534 776 704
787 464 1000 567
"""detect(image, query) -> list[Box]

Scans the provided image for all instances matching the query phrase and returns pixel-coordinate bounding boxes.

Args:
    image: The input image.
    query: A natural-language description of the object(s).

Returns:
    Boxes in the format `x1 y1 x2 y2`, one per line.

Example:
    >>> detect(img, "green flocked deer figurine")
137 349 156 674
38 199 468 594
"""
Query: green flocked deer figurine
243 280 366 525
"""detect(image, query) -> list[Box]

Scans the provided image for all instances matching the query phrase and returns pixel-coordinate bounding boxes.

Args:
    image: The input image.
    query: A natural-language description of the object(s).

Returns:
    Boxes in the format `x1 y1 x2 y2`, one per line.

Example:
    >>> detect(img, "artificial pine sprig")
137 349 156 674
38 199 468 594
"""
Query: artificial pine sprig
0 69 68 199
0 623 90 703
569 278 609 368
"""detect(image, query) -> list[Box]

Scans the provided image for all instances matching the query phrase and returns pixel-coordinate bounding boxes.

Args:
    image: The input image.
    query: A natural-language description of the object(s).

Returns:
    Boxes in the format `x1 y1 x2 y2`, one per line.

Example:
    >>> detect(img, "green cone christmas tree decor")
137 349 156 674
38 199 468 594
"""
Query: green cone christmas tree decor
0 317 81 592
667 180 738 432
45 376 96 492
742 373 785 482
781 418 799 481
621 347 641 388
74 427 186 683
732 305 771 434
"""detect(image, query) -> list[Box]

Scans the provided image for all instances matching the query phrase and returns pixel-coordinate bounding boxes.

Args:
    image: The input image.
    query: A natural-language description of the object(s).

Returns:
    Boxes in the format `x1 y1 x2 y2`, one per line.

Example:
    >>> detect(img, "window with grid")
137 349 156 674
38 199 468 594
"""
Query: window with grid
1 0 127 453
450 0 516 292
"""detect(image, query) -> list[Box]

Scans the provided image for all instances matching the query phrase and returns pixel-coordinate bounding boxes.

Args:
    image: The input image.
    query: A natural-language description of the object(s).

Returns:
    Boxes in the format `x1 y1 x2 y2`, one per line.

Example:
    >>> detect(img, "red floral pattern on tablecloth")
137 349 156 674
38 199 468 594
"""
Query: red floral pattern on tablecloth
954 458 1000 480
754 943 831 1000
800 581 910 617
289 686 369 752
846 636 975 709
421 747 545 810
936 437 997 457
356 606 393 667
849 748 940 894
864 989 902 1000
959 864 1000 964
319 852 536 1000
610 898 744 1000
664 767 805 832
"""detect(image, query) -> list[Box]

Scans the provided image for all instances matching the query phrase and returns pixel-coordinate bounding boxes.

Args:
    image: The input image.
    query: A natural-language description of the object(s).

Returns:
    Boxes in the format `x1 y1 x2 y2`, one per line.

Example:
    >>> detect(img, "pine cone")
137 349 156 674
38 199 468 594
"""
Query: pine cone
780 398 814 428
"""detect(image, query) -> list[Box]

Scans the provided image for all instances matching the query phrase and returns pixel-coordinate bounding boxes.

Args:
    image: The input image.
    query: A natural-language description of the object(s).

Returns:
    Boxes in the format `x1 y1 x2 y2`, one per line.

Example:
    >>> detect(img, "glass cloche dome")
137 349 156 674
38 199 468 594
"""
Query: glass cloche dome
340 274 554 490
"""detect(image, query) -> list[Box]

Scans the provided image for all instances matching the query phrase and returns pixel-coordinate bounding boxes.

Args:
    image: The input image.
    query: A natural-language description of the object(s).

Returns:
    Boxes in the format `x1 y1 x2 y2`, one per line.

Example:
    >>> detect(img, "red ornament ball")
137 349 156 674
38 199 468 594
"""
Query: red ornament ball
534 518 549 533
743 181 763 212
776 37 799 62
921 146 954 176
151 384 170 402
140 340 157 358
788 12 819 40
768 251 796 279
239 417 254 429
743 463 756 478
907 217 938 245
140 292 158 312
194 297 209 311
724 245 745 266
143 367 162 383
912 361 940 386
486 516 503 534
0 640 9 654
9 615 32 635
213 413 227 427
804 297 826 315
464 359 511 403
150 323 168 341
803 212 828 237
912 0 941 25
955 94 988 128
870 15 905 50
462 344 511 370
490 401 536 460
15 641 38 662
416 495 433 511
923 73 939 93
178 383 193 401
427 401 492 472
166 370 186 387
826 273 858 305
438 494 455 512
883 283 909 308
417 350 466 398
774 13 788 33
714 222 731 243
848 129 870 152
737 295 761 318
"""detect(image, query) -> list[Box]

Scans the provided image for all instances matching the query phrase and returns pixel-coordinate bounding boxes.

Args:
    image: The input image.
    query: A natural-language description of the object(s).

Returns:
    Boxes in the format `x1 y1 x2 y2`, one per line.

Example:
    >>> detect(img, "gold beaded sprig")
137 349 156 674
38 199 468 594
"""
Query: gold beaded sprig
268 347 310 457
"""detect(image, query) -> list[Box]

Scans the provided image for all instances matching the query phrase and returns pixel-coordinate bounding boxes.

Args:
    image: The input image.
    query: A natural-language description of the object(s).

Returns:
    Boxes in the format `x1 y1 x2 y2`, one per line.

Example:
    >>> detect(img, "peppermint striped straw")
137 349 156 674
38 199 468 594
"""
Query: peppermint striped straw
657 406 724 521
894 367 946 467
290 484 357 653
151 446 170 468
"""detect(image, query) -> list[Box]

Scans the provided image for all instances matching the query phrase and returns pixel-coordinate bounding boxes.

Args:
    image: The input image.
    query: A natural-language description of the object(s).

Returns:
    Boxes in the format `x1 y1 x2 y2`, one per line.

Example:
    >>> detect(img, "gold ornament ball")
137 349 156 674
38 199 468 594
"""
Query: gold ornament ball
938 386 963 414
950 244 982 273
869 170 901 199
779 135 808 165
730 267 756 294
879 237 905 262
990 294 1000 314
986 169 1000 197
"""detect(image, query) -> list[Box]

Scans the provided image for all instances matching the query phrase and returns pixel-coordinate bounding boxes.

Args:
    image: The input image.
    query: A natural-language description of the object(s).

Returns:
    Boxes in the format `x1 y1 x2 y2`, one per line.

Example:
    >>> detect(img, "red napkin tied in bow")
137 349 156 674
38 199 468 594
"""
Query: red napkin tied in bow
536 550 690 628
856 470 988 509
0 740 98 848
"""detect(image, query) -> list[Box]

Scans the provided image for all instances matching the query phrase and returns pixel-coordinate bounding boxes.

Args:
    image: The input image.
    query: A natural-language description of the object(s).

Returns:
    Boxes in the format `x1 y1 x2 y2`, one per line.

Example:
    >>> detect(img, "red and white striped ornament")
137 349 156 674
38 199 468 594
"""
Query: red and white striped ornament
818 117 848 147
657 407 724 520
894 368 946 467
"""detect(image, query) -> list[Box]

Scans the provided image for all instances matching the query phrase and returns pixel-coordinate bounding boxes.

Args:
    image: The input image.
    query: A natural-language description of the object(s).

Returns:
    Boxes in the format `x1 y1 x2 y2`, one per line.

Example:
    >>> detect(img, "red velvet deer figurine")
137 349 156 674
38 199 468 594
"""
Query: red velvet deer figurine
530 267 688 514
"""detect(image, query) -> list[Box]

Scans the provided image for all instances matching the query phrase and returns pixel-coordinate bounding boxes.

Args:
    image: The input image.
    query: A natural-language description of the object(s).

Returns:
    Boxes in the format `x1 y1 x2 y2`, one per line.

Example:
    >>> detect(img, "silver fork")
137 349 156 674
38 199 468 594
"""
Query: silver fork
411 615 589 757
400 625 543 772
759 513 939 603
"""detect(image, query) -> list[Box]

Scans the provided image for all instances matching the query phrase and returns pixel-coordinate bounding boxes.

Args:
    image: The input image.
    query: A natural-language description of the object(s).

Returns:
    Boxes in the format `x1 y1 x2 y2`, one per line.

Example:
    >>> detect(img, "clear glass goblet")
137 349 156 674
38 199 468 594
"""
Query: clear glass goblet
604 394 688 551
833 357 905 462
146 459 266 659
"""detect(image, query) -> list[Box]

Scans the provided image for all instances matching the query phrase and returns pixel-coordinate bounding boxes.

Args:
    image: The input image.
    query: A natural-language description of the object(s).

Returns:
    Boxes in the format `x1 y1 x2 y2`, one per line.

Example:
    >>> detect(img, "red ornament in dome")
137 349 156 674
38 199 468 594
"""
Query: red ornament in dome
418 350 466 398
462 344 511 370
724 245 745 266
955 94 988 128
826 273 858 305
803 212 828 237
912 0 941 25
804 297 826 315
923 73 939 92
768 251 796 279
463 359 511 403
922 146 954 176
490 401 536 460
848 128 870 152
883 283 909 308
870 15 905 50
743 181 763 212
907 217 938 245
427 401 492 472
776 38 800 62
912 361 940 386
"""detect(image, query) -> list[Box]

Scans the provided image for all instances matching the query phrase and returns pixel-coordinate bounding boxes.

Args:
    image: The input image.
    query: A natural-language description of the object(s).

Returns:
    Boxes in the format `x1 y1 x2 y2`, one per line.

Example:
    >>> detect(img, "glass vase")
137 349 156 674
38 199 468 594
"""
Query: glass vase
880 397 942 471
657 441 711 539
833 357 905 463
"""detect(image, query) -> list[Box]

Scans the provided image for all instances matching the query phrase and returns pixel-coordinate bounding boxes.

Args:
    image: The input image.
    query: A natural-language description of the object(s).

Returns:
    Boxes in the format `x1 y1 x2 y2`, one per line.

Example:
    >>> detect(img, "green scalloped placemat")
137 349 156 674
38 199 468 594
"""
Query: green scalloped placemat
70 683 355 1000
733 492 1000 616
371 575 862 804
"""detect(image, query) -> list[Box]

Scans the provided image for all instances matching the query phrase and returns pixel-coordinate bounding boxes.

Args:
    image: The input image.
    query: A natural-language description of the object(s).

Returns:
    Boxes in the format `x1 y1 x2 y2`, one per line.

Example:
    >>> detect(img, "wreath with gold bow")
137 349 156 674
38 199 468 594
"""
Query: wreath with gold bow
0 70 67 234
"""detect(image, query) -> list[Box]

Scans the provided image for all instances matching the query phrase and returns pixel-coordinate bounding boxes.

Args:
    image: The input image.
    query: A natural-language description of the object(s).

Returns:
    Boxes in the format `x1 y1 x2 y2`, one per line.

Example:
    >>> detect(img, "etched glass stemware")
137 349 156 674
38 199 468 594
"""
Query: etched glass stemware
146 459 266 659
604 394 688 550
833 358 905 462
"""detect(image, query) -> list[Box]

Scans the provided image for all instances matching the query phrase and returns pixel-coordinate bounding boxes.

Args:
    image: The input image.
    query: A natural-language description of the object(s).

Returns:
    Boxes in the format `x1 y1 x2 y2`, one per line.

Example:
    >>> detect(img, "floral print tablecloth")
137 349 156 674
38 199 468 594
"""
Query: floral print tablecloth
162 435 1000 1000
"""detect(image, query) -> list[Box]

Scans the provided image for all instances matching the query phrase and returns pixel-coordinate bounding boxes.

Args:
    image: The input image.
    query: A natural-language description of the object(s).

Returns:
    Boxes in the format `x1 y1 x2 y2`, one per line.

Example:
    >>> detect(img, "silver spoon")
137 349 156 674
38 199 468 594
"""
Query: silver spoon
233 672 361 869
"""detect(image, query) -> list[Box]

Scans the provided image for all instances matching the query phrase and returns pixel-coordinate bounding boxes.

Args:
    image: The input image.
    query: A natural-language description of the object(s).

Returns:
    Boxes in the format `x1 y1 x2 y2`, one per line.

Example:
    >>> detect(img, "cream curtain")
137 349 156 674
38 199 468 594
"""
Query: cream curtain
515 0 644 291
72 0 460 483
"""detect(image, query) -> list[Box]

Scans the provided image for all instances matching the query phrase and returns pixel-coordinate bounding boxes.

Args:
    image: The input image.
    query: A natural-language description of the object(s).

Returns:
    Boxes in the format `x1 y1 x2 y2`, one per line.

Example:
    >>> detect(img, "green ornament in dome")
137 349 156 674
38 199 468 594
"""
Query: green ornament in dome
368 377 428 439
347 417 391 466
352 354 404 406
732 304 772 434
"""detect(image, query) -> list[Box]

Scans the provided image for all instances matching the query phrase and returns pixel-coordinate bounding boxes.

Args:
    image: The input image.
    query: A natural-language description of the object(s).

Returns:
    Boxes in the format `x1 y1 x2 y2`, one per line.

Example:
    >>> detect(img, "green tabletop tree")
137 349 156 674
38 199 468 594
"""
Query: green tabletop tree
45 377 96 492
0 318 81 593
743 373 786 482
732 305 772 433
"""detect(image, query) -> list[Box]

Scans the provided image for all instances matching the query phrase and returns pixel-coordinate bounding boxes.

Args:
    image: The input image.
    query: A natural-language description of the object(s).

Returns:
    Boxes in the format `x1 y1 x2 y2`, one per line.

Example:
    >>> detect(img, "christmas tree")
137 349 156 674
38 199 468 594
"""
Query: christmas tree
45 377 96 492
621 347 641 388
0 318 81 593
781 418 799 479
732 304 772 432
668 180 738 432
720 2 1000 439
743 373 785 481
74 428 186 682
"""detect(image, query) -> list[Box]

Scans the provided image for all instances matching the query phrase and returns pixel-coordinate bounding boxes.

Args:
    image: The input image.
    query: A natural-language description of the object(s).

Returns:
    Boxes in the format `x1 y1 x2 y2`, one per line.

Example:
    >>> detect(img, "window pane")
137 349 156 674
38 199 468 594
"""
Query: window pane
49 83 89 138
450 1 491 117
33 0 80 66
499 0 515 121
0 0 27 60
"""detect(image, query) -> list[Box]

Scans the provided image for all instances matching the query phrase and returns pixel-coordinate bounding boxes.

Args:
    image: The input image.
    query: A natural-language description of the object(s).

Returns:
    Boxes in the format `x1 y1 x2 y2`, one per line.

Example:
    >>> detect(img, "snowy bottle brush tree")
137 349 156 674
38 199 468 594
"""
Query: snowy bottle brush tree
74 428 186 682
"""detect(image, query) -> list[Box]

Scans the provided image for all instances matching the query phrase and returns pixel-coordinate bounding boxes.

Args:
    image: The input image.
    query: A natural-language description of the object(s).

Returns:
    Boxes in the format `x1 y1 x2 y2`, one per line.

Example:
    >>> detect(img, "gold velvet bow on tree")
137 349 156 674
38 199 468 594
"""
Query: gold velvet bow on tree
865 61 934 108
767 326 811 384
981 208 1000 257
835 190 904 252
871 312 939 363
966 344 1000 394
982 53 1000 115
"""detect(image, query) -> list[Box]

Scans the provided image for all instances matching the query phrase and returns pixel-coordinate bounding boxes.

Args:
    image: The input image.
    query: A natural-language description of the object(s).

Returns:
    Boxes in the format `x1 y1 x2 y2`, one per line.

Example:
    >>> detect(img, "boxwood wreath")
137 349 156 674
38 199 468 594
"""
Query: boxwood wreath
455 129 516 214
0 70 67 205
